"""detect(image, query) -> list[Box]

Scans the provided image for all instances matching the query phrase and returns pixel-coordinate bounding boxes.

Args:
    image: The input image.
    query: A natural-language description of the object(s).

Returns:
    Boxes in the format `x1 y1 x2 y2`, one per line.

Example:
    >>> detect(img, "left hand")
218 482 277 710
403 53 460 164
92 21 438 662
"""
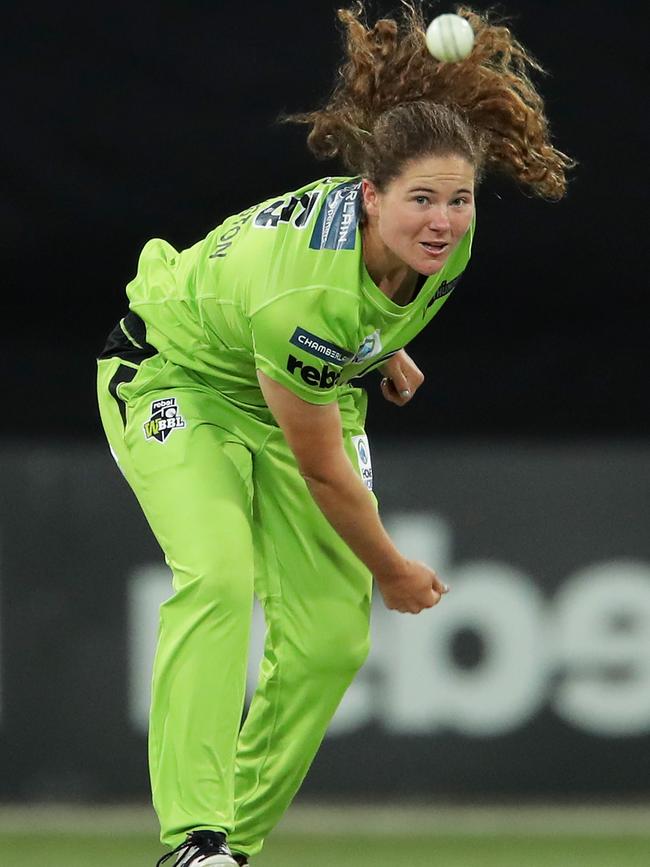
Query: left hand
378 349 424 406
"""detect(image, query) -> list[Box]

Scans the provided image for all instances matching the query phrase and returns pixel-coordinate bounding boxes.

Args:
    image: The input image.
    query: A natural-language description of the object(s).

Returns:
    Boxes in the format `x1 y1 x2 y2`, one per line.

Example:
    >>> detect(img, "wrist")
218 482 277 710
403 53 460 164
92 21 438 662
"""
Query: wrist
374 551 409 586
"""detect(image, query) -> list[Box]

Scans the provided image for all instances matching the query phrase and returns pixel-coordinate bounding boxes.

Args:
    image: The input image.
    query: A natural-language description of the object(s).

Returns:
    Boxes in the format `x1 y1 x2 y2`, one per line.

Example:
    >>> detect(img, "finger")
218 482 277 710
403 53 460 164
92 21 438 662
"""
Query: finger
389 366 412 399
381 377 409 405
380 377 399 404
410 365 425 387
431 574 450 595
411 592 435 613
389 363 409 388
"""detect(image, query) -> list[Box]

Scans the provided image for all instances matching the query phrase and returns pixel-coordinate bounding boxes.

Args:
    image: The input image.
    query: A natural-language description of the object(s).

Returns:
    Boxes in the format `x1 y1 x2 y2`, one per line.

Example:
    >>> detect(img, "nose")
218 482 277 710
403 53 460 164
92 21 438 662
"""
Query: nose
427 205 451 232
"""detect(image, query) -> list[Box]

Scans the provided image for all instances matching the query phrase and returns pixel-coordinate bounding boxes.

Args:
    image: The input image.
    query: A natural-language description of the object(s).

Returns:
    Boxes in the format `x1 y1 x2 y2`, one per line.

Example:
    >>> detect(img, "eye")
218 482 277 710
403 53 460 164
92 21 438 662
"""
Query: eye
413 195 429 206
451 197 470 207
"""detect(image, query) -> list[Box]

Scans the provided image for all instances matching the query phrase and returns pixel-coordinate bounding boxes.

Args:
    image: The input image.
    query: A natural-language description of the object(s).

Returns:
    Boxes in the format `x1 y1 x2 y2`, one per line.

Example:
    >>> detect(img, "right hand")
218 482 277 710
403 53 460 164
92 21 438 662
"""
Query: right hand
376 559 449 614
255 373 448 608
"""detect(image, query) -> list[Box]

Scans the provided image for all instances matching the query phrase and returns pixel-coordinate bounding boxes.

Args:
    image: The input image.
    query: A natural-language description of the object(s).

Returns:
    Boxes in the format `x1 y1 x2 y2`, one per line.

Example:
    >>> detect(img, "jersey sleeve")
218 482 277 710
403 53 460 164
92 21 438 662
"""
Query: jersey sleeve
250 287 358 404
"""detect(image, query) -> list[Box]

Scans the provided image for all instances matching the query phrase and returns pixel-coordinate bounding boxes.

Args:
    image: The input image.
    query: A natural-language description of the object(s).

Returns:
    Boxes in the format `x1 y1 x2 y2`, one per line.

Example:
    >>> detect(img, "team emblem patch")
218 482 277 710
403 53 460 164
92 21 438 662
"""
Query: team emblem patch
352 434 373 490
143 397 185 443
352 329 383 364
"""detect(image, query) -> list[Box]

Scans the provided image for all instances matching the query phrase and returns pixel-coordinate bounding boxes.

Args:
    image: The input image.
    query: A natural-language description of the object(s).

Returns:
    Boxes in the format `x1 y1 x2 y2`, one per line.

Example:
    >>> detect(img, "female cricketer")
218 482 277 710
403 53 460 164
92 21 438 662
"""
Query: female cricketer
97 4 573 865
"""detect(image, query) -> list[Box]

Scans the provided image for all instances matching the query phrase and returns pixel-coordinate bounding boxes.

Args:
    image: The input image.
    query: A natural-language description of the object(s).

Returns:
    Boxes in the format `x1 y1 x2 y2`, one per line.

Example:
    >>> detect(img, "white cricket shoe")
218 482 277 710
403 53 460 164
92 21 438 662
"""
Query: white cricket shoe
156 830 238 866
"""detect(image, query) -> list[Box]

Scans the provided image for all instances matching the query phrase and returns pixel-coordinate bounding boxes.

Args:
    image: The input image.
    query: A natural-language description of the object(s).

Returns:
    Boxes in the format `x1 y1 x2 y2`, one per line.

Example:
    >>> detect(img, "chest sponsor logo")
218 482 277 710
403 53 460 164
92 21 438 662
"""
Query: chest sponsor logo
143 398 186 443
309 181 361 250
290 327 354 367
287 354 341 389
352 434 373 490
352 329 383 364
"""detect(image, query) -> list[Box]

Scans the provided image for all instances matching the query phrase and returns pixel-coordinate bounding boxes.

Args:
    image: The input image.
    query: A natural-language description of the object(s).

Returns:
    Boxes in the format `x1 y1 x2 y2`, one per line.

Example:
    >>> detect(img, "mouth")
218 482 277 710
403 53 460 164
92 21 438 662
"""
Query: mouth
419 241 449 257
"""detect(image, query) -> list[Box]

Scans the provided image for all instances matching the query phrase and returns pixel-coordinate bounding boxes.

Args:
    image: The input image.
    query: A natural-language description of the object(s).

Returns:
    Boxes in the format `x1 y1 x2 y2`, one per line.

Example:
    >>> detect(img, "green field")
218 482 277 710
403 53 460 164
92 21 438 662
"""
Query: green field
2 831 650 867
1 804 649 867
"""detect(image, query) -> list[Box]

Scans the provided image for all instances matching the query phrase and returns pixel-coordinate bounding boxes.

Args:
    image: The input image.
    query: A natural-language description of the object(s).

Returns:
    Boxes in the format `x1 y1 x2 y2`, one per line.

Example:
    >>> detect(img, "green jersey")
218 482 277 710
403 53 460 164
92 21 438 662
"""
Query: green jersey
125 176 474 408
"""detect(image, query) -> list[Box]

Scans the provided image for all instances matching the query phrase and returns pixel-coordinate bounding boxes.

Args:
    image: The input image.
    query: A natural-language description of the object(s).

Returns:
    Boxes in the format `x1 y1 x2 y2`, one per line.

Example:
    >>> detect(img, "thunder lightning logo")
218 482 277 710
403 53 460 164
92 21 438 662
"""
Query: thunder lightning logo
143 398 186 443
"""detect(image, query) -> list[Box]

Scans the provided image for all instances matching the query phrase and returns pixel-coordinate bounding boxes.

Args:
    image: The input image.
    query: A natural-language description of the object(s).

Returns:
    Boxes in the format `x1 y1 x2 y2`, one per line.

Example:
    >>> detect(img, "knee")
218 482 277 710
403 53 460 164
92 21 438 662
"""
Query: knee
336 630 370 675
295 602 370 675
192 570 253 612
165 554 254 618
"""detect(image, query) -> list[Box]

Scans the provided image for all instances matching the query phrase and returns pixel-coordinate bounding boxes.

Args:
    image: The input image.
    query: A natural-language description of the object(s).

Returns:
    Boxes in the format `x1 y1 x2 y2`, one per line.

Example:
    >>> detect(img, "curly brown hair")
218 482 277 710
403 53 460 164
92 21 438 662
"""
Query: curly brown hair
286 2 575 200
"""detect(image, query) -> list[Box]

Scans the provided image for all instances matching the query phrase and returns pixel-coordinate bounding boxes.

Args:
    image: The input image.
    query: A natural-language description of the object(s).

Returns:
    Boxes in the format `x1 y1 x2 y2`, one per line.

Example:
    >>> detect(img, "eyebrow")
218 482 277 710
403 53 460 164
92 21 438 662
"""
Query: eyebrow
410 186 473 195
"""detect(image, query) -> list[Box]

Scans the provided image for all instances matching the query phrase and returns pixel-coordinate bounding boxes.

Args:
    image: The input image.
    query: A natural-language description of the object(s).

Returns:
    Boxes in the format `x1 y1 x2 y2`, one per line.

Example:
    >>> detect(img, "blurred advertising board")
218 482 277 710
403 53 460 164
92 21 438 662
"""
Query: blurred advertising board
1 441 649 799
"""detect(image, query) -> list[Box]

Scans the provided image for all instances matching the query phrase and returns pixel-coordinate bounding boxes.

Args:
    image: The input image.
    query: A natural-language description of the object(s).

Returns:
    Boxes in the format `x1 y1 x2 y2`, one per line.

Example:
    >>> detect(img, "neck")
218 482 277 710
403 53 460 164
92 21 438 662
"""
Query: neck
361 221 416 303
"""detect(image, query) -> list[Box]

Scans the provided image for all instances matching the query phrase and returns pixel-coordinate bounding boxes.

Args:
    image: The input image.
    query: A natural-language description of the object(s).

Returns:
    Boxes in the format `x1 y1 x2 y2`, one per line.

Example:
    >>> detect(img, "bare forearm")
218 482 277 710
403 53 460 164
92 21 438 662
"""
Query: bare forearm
303 459 404 581
255 370 445 612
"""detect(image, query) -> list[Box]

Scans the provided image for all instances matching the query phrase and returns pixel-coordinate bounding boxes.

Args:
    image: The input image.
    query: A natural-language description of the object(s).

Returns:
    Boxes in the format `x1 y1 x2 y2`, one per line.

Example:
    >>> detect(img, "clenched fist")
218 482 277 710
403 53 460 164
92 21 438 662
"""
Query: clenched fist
379 349 425 406
376 558 449 614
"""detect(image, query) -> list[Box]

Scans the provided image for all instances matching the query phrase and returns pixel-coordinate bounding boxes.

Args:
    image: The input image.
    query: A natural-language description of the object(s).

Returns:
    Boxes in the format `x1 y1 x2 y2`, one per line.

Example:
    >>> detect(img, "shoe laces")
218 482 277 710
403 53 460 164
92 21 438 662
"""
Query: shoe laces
156 830 231 866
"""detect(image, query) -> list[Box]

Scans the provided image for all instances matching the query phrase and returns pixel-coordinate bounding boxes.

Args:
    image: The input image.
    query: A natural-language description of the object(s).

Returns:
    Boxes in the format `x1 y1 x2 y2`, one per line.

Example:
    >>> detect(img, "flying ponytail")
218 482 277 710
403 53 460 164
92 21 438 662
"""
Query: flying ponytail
285 2 575 200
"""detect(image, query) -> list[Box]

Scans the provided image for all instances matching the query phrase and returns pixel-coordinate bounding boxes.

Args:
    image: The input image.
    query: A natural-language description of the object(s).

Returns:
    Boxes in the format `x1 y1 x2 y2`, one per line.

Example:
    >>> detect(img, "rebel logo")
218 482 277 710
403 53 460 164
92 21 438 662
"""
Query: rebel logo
143 397 186 443
286 354 341 389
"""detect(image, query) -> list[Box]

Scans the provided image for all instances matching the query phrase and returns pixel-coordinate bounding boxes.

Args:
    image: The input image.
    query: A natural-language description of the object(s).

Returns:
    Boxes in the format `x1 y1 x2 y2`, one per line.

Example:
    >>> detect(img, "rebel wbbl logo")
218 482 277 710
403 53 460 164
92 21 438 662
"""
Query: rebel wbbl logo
143 397 185 443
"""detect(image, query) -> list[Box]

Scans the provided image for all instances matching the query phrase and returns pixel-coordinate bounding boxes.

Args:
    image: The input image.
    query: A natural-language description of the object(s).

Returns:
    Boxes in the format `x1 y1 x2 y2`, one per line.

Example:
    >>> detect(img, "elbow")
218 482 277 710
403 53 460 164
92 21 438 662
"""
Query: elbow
291 441 349 488
299 464 335 488
297 452 347 489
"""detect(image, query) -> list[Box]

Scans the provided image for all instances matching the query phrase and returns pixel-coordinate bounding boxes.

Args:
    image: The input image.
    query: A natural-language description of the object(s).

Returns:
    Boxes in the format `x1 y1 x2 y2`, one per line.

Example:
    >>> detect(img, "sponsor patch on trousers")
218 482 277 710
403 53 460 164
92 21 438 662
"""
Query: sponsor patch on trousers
143 397 185 443
352 434 373 490
289 327 354 367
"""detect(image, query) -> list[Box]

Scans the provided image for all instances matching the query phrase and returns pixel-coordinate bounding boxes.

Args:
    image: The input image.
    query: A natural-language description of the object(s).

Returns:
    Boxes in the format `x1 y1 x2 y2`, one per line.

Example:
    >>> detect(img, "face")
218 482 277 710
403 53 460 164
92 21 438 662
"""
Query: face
362 153 475 277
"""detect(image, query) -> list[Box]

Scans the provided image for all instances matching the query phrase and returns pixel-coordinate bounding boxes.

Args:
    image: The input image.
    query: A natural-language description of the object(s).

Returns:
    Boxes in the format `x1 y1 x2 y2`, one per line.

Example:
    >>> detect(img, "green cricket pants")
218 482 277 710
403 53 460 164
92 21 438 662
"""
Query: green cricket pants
97 352 373 858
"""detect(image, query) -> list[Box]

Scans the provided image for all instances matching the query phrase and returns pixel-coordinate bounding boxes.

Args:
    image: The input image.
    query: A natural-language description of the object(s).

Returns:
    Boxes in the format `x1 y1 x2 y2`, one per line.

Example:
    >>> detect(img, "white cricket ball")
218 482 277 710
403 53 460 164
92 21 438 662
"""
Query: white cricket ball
426 13 475 63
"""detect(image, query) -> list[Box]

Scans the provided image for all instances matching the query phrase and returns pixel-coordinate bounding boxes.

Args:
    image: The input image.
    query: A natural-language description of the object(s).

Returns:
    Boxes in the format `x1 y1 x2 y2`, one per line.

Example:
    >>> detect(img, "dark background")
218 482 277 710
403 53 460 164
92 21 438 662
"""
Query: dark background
4 0 647 440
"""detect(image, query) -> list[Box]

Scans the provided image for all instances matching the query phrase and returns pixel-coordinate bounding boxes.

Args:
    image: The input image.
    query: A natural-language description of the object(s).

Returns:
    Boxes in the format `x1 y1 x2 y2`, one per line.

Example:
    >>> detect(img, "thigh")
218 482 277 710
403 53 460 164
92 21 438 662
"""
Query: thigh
98 356 255 596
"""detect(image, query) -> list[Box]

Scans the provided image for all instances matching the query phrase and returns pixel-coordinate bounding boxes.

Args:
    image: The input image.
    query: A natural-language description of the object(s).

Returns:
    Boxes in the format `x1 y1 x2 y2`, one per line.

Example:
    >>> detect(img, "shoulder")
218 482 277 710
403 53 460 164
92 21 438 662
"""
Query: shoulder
245 176 364 312
243 175 363 255
306 177 362 252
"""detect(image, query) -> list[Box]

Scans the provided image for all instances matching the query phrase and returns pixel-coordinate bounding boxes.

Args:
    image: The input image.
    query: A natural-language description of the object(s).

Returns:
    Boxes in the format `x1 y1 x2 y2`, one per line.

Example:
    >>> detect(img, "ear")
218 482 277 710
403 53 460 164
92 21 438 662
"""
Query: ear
361 178 380 218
